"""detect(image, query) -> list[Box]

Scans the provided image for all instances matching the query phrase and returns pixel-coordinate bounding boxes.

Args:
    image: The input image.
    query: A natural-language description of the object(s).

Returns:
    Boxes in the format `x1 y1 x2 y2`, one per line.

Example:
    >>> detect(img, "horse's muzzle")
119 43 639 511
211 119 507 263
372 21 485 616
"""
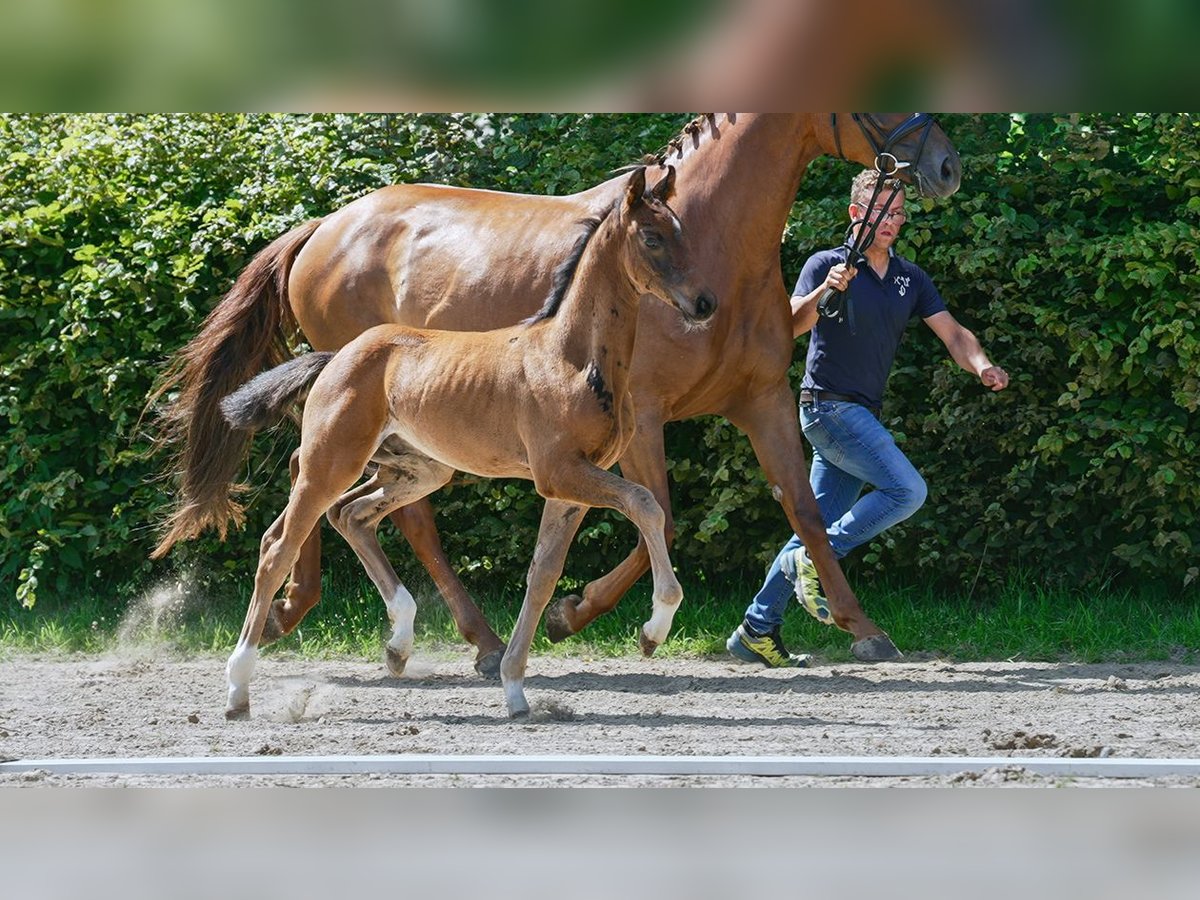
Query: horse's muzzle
918 148 962 198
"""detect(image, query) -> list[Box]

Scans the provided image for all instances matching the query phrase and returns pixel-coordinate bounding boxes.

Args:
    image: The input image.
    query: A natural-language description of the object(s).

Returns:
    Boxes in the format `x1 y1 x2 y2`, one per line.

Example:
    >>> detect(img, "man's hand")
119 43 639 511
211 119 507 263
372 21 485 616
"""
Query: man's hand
980 365 1009 391
823 262 857 293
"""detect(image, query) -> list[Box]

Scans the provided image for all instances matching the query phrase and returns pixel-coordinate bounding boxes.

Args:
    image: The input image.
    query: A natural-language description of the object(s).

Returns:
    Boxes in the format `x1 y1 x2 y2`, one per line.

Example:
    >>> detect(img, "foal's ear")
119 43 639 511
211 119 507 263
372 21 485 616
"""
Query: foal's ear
625 167 648 209
650 165 676 203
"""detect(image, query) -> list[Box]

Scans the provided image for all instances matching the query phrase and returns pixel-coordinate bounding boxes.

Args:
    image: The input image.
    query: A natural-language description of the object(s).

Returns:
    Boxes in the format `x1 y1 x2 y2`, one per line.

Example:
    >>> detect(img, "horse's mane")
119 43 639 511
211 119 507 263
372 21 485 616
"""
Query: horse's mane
523 201 616 326
612 113 735 175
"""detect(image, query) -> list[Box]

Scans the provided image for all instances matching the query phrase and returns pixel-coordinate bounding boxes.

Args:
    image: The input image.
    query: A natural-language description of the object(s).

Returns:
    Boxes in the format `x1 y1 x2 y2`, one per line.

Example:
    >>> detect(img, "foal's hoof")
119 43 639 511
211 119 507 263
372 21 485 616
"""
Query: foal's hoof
474 647 505 680
851 634 903 662
225 705 250 721
257 603 286 647
544 596 579 643
385 646 409 677
638 628 659 657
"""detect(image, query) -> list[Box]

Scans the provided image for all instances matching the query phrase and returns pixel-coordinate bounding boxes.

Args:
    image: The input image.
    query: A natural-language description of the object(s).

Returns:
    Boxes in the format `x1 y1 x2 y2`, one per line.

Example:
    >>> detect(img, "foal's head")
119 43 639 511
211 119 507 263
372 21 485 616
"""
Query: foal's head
618 166 717 324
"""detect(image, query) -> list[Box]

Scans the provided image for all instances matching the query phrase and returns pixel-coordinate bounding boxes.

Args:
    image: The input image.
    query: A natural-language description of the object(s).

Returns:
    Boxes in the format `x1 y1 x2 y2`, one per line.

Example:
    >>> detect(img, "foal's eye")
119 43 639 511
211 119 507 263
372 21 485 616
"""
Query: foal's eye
641 231 663 249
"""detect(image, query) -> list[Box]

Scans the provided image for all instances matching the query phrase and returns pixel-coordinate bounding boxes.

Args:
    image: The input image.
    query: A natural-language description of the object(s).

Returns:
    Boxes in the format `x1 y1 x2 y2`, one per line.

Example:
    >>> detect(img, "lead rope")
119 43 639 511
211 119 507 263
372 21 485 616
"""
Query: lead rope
816 175 904 334
817 114 935 333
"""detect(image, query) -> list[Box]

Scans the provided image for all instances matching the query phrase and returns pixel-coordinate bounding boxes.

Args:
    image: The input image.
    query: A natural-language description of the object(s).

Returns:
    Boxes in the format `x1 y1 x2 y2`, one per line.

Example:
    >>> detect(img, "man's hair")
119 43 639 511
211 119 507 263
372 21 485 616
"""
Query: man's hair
850 169 905 207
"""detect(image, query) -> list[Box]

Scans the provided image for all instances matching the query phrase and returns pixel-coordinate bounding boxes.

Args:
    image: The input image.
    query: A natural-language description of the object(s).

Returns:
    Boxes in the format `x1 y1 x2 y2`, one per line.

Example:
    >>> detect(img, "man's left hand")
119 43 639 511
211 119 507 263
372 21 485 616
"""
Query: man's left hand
980 366 1009 391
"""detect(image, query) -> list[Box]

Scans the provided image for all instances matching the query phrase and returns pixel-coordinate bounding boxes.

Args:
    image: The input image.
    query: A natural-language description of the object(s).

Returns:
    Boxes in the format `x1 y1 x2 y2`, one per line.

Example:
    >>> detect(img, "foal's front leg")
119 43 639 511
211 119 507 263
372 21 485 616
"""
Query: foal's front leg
500 499 586 717
538 462 683 657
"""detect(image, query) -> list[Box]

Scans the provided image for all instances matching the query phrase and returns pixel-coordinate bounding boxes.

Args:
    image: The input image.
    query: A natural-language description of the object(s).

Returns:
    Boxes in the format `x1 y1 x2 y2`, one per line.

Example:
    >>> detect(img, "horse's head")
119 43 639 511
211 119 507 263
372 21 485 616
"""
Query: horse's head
824 114 961 199
619 166 718 325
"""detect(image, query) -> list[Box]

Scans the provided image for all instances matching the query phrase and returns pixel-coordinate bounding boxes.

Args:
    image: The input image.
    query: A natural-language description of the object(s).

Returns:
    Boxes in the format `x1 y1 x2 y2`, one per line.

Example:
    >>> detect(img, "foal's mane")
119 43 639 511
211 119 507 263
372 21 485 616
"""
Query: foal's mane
523 201 616 326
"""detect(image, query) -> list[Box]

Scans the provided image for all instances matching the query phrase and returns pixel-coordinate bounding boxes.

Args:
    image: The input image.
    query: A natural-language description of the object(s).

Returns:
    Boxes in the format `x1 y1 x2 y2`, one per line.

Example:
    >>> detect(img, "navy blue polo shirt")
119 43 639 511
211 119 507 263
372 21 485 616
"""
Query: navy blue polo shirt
795 245 947 410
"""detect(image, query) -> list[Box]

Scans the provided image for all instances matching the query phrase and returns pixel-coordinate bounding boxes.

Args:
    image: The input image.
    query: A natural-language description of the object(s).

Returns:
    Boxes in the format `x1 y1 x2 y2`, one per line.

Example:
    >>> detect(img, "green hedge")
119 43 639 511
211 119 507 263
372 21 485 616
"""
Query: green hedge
2 113 1196 608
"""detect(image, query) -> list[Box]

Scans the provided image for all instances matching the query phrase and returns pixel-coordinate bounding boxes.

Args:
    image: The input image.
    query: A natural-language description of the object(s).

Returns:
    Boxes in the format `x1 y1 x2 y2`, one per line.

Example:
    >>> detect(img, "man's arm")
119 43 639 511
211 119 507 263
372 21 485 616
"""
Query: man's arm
790 262 856 338
924 310 1009 391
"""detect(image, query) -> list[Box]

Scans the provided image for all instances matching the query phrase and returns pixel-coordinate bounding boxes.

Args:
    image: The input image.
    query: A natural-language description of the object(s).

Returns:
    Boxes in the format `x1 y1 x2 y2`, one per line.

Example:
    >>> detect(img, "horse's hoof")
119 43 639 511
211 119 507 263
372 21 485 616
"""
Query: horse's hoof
385 646 409 677
544 596 578 643
639 628 659 657
508 705 530 720
851 634 903 662
225 705 250 721
474 647 505 680
257 604 286 647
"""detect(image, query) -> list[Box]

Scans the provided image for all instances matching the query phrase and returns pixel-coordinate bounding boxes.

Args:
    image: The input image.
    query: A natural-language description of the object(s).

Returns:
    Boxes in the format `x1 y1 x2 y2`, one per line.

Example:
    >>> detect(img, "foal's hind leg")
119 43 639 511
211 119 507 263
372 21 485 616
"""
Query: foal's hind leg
260 448 322 646
326 458 455 677
269 456 507 679
226 470 363 719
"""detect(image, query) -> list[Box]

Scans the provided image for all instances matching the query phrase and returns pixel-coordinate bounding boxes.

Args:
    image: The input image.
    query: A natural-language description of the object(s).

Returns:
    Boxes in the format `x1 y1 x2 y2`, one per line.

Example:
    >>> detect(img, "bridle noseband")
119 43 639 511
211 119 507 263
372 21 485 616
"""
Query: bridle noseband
831 113 936 179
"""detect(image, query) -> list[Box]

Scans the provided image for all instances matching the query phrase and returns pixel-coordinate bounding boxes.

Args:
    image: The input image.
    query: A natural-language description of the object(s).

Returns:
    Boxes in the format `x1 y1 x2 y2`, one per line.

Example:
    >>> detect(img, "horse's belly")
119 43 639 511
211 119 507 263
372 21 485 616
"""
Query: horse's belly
384 419 532 482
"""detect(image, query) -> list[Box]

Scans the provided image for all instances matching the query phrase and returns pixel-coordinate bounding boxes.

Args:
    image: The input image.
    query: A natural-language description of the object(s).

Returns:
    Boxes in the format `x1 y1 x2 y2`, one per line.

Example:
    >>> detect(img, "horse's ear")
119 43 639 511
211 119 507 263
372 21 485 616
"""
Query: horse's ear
625 167 648 209
650 165 676 203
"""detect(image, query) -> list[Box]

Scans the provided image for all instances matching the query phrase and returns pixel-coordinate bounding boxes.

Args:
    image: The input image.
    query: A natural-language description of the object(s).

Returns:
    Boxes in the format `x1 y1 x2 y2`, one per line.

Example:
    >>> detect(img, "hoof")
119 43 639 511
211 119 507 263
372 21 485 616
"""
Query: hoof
851 634 903 662
508 705 530 720
257 603 286 647
474 647 505 680
638 627 659 657
544 596 579 643
225 705 249 721
385 646 409 677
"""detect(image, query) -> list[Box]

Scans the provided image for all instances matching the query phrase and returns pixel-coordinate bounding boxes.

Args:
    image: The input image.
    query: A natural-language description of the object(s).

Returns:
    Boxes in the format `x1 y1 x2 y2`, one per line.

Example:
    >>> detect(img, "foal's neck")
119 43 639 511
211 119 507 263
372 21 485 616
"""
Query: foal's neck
550 220 642 391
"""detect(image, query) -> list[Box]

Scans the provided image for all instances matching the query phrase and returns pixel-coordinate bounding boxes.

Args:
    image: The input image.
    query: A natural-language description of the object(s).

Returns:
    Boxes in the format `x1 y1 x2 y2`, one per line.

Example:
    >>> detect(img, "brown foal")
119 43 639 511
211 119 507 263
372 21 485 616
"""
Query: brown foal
219 167 715 718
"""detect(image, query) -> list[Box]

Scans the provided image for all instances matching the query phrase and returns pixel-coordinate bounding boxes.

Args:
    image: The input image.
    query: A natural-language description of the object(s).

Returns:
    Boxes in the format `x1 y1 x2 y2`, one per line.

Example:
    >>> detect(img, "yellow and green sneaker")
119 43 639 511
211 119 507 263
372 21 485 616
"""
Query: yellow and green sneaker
782 546 833 625
726 622 810 668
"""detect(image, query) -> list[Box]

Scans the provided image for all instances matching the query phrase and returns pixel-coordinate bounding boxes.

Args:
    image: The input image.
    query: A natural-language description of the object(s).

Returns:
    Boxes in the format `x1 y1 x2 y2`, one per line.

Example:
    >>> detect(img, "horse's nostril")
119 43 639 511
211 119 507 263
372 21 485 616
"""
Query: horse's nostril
695 293 716 320
941 153 959 183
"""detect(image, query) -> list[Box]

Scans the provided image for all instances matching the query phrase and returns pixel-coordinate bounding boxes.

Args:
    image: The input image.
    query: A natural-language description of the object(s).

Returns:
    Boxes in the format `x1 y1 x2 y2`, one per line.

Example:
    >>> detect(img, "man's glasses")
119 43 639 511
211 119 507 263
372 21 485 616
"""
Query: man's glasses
853 203 908 222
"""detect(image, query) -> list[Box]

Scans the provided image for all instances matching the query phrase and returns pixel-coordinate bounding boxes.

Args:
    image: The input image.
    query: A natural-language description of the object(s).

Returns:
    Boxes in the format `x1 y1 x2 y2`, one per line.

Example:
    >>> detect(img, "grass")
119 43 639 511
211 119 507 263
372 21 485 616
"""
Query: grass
4 566 1199 665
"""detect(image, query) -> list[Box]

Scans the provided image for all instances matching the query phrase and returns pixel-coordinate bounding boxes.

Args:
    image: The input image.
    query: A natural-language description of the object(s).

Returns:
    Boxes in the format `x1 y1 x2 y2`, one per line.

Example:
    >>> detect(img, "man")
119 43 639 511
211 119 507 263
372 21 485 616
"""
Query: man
727 168 1010 667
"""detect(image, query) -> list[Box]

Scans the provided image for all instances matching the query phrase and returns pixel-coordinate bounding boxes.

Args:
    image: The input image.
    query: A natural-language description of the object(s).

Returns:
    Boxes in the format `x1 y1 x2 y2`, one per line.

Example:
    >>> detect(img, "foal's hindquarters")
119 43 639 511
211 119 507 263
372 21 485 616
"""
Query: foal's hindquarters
224 342 456 719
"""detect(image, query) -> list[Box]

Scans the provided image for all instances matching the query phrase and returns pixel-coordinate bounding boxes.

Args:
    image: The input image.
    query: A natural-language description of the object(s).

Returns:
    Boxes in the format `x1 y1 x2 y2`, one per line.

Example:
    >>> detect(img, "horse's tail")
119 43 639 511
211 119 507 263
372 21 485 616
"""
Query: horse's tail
220 353 335 433
148 217 325 559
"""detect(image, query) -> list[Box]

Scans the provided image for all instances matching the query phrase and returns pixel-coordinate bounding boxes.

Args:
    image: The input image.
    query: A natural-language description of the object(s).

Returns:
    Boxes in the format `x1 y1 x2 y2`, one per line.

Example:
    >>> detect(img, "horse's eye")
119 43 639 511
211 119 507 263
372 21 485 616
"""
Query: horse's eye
641 232 663 250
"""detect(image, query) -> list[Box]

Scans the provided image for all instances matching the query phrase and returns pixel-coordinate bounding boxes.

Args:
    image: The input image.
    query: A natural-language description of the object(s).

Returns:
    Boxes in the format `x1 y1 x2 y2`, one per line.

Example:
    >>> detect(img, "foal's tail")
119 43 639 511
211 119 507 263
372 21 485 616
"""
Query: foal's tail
148 218 324 559
220 353 334 433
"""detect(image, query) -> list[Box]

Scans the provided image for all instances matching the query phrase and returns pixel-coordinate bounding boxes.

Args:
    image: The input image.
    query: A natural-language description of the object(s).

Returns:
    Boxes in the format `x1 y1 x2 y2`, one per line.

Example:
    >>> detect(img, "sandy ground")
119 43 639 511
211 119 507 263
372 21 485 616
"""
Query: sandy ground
3 644 1200 787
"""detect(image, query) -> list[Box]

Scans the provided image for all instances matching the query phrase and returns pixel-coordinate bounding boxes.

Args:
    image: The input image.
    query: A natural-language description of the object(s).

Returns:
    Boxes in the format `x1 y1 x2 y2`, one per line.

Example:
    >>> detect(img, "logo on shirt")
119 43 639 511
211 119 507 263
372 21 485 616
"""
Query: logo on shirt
893 274 910 297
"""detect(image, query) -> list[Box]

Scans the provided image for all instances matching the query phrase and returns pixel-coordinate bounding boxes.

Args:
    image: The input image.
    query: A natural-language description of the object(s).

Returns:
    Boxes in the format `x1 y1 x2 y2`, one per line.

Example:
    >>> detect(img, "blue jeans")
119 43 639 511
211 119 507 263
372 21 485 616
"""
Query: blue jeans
742 399 927 634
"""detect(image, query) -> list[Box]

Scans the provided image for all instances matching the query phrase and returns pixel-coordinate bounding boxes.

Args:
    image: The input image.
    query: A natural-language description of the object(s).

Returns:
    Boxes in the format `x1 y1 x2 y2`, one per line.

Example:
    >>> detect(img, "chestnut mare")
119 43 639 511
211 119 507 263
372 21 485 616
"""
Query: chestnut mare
153 114 961 674
218 168 713 718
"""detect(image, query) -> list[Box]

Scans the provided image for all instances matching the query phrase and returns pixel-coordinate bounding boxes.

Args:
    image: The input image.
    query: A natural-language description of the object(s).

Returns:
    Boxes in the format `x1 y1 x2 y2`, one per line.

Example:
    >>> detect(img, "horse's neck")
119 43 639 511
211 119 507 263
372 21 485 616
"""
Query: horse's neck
549 228 640 391
673 113 822 279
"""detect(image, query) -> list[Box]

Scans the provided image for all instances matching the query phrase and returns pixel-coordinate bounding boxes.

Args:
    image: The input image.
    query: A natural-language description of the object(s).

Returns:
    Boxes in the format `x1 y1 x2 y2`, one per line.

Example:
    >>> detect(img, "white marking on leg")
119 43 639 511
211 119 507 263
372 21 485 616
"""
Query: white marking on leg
385 584 417 661
644 575 683 644
502 676 529 717
500 643 531 717
225 640 258 712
